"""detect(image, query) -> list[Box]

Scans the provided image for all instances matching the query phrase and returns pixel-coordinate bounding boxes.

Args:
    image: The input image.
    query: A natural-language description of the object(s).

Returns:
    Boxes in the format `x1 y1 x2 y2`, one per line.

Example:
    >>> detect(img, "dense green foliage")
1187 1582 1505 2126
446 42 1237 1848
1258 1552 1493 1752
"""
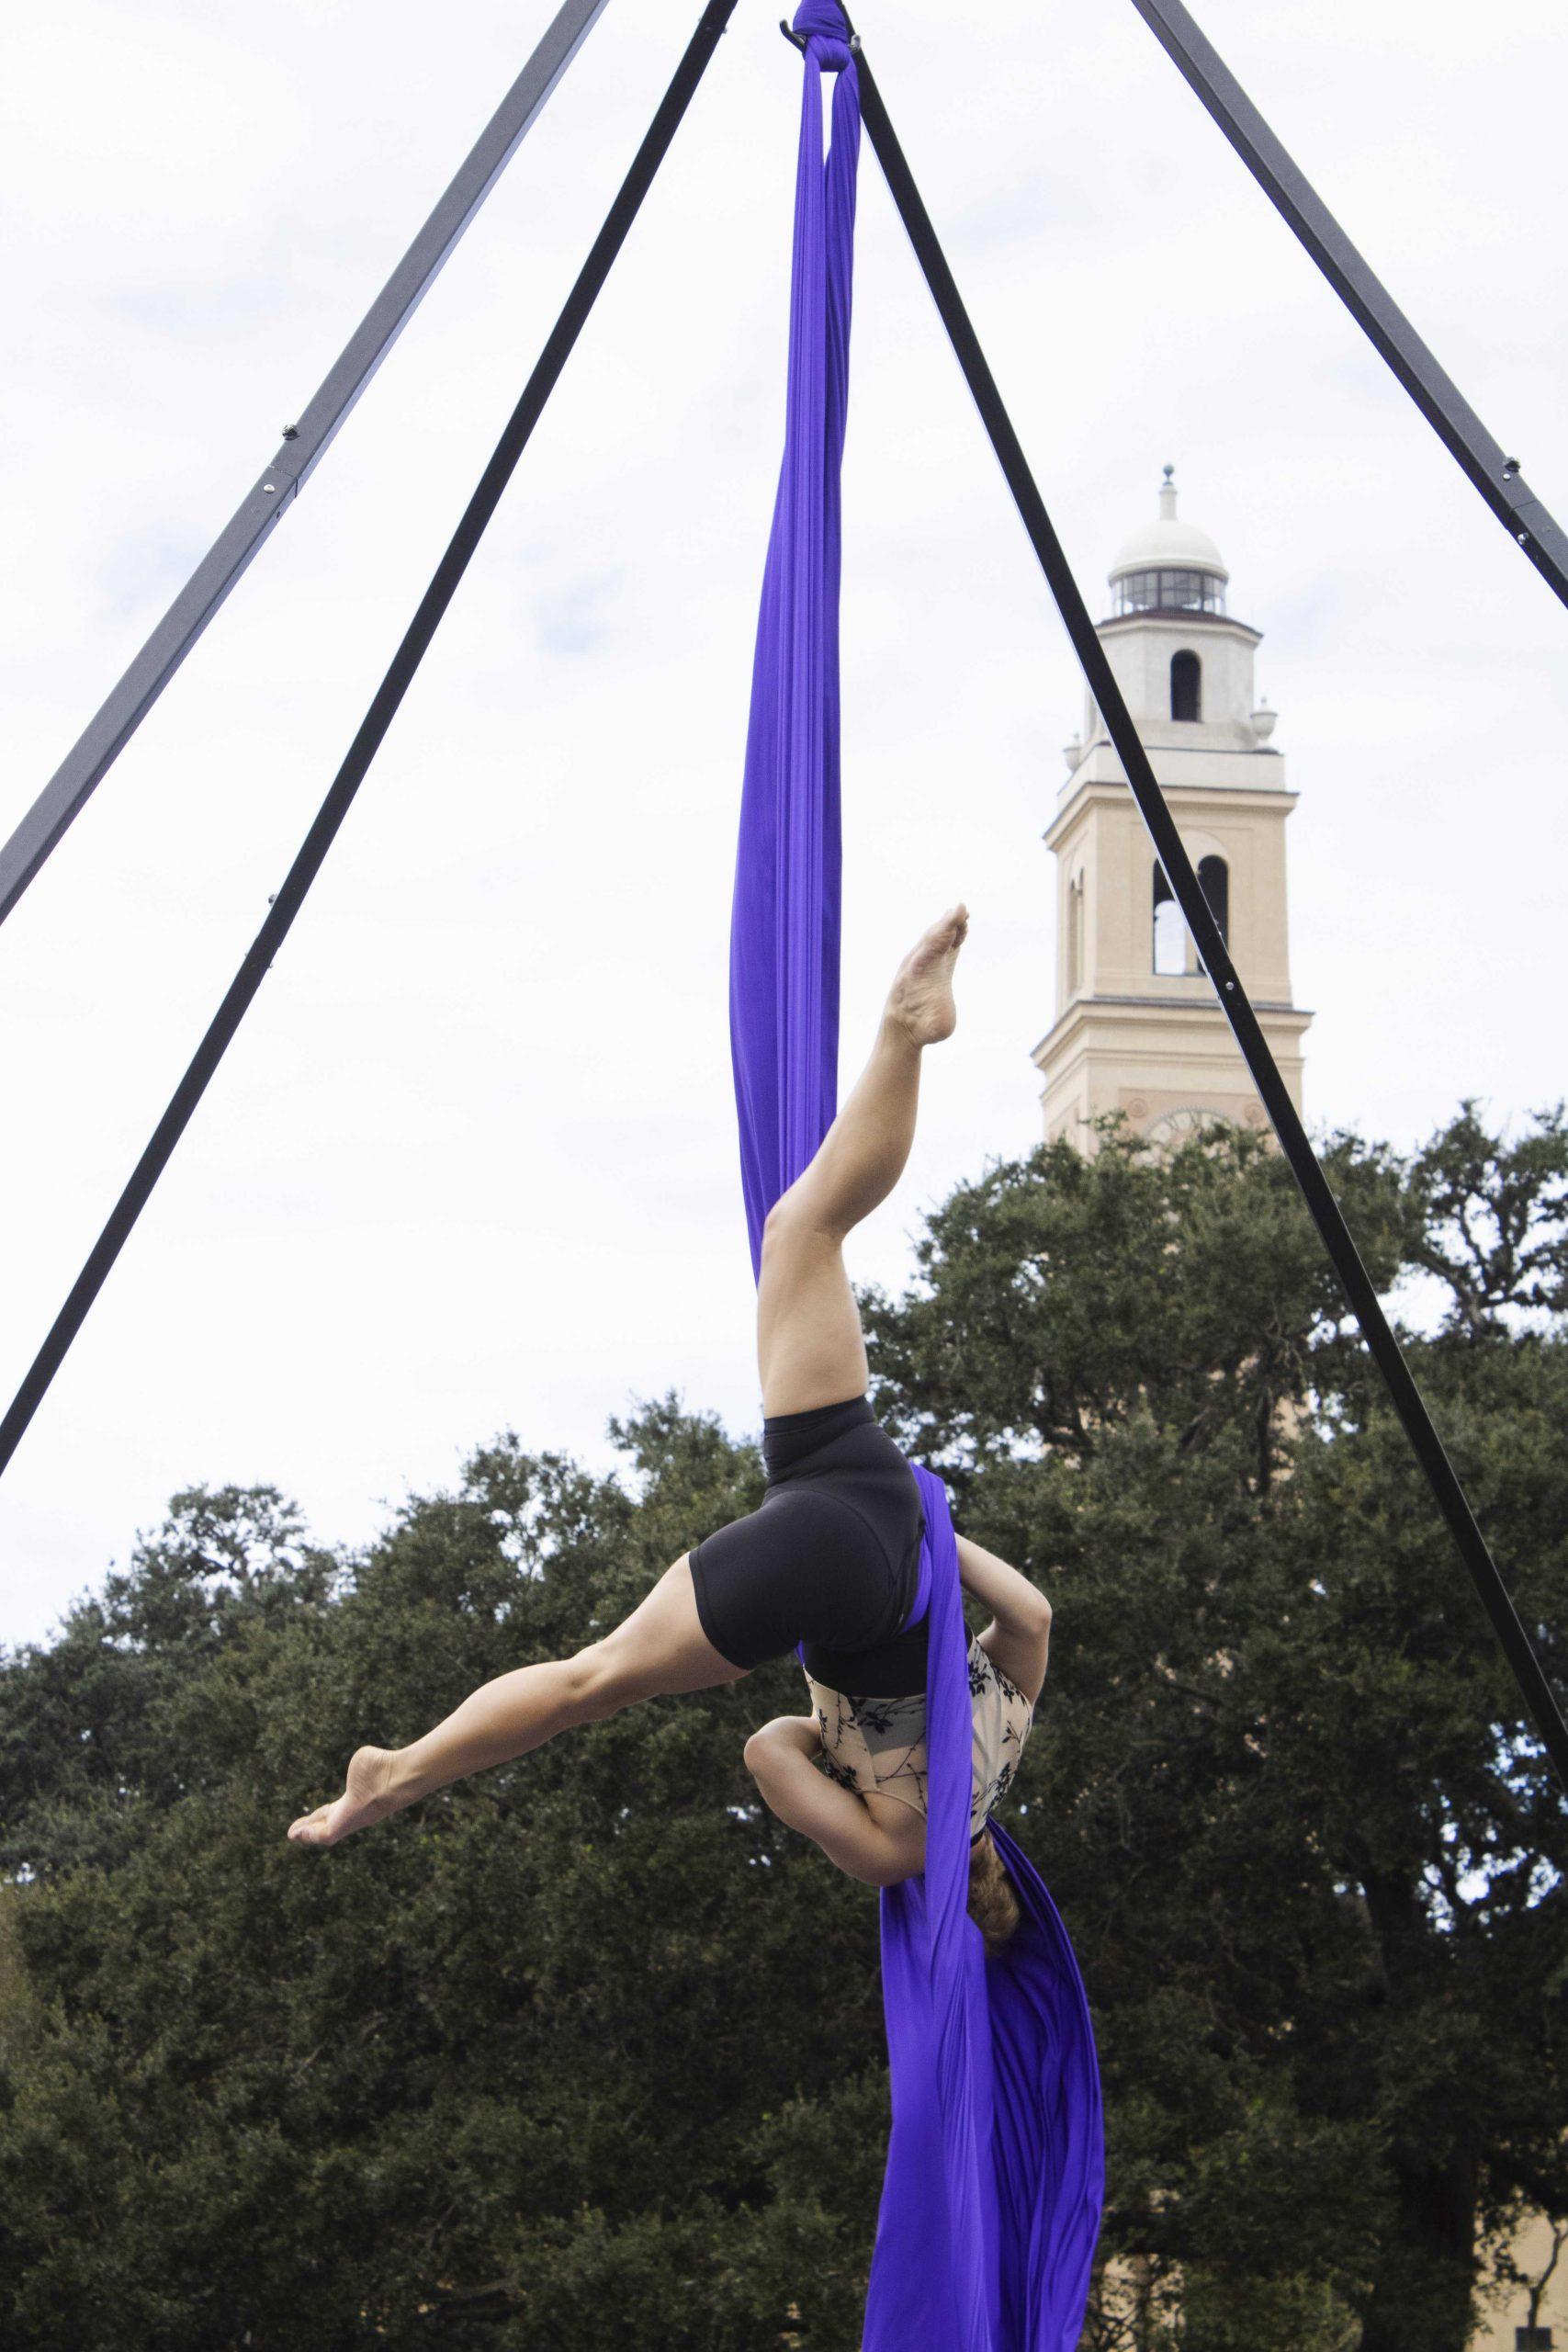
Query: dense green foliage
1 1107 1563 2350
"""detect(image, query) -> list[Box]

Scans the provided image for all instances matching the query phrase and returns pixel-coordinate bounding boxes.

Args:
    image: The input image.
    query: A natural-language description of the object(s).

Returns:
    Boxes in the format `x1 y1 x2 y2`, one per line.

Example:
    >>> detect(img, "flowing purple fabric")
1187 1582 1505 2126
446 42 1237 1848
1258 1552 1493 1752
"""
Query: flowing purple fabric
728 4 858 1277
867 1473 1105 2352
728 9 1104 2343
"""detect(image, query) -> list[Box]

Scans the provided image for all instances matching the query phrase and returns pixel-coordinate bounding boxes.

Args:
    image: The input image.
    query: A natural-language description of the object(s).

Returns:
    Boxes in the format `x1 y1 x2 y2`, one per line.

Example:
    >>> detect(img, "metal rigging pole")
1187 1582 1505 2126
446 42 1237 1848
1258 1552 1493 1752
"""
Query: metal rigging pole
0 0 739 1480
1127 0 1568 611
0 0 612 928
845 22 1568 1791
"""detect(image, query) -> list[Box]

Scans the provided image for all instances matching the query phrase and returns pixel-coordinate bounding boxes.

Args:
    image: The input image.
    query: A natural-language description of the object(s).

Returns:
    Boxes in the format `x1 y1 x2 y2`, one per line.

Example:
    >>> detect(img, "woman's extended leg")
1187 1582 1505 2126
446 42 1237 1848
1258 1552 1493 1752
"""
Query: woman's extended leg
288 903 967 1852
288 1553 745 1849
757 904 967 1417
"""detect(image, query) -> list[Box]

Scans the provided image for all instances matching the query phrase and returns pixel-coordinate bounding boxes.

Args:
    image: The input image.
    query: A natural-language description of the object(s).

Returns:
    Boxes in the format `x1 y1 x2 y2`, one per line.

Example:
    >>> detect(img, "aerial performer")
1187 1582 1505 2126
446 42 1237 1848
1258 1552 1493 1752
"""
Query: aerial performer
288 910 1098 2345
285 907 1041 1924
296 2 1100 2336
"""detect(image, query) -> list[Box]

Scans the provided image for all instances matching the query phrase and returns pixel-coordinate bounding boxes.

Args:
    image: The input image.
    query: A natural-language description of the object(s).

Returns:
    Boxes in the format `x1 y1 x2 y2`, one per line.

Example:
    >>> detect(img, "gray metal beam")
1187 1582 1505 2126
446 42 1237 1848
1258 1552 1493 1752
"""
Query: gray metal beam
1127 0 1568 610
0 0 739 1485
0 0 611 927
853 33 1568 1791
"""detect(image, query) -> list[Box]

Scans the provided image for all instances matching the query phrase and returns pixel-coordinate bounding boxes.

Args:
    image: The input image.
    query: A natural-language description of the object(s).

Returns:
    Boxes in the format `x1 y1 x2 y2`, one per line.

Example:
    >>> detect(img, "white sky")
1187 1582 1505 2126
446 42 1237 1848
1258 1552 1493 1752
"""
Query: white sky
2 0 1564 1650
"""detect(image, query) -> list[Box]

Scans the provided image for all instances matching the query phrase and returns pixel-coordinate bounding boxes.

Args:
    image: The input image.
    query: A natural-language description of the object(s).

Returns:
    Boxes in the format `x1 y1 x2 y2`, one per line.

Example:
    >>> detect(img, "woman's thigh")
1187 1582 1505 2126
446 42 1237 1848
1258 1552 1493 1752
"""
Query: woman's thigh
756 1206 868 1416
586 1557 751 1707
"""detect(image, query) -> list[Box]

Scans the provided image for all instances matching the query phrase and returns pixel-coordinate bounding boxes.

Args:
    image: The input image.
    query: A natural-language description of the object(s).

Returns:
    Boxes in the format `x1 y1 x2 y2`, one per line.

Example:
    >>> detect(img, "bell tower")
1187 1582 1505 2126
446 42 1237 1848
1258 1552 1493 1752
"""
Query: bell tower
1033 469 1311 1144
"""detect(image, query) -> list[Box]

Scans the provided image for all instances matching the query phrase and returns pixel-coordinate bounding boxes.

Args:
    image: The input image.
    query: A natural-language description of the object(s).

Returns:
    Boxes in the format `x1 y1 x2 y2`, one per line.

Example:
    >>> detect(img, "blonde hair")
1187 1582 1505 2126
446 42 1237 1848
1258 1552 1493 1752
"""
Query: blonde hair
967 1828 1021 1958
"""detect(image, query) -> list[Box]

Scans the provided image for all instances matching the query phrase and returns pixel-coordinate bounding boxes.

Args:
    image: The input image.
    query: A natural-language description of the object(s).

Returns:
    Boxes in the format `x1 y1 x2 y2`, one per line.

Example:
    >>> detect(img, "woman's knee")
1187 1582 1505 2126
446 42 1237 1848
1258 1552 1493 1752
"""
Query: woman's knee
761 1194 803 1261
761 1192 842 1273
561 1640 639 1724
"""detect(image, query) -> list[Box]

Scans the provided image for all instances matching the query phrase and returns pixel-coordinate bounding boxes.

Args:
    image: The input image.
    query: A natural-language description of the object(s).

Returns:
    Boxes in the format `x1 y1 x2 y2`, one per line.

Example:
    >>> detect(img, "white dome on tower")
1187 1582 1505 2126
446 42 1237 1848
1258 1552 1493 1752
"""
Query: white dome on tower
1107 467 1229 616
1037 467 1306 1155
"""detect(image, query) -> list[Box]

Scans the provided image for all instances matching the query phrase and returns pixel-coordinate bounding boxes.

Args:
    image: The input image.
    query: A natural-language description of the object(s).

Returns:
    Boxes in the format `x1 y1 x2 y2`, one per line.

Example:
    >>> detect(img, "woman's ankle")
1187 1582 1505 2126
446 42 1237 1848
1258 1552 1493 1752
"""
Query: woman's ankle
380 1745 426 1808
877 1007 926 1057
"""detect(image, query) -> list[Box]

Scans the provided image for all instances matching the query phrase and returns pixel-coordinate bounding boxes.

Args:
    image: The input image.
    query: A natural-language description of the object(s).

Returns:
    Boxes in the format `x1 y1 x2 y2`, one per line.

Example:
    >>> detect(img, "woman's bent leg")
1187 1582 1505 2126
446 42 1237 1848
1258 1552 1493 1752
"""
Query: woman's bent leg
287 1555 744 1849
757 905 967 1417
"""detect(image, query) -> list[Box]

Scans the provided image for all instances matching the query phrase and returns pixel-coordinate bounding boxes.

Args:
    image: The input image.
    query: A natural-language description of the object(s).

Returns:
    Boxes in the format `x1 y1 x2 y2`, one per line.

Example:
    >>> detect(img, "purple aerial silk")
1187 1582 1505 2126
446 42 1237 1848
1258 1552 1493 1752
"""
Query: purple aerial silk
867 1471 1105 2351
728 3 858 1274
728 8 1104 2345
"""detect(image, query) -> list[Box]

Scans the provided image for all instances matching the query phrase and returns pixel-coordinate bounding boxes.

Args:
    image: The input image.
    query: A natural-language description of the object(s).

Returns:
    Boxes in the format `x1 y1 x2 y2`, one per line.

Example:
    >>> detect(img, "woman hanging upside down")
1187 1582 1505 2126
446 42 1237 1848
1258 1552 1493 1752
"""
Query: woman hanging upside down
288 907 1053 1942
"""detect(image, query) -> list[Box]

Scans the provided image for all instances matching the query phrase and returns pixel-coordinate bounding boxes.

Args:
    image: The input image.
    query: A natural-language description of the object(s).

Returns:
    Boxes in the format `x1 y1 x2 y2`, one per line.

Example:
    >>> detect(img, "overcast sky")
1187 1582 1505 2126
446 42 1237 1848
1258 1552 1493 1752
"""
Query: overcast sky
2 0 1563 1650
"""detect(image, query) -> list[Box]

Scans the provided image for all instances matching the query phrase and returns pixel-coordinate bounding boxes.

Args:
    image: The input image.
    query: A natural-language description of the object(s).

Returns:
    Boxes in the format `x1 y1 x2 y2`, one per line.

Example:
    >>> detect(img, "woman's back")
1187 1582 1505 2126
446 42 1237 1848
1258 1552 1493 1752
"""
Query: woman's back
802 1633 1033 1843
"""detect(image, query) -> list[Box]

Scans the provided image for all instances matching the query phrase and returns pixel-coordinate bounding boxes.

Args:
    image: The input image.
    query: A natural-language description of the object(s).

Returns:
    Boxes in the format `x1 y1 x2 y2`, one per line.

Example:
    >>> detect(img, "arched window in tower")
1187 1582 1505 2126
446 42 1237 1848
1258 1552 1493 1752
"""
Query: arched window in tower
1066 874 1085 995
1153 865 1185 975
1198 854 1229 946
1170 650 1201 722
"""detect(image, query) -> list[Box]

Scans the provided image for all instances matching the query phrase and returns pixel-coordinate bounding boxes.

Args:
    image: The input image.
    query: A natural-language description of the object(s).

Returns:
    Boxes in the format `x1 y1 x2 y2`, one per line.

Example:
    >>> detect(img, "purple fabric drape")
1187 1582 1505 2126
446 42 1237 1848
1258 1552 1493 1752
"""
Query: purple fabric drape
728 3 858 1278
868 1473 1105 2352
728 8 1104 2343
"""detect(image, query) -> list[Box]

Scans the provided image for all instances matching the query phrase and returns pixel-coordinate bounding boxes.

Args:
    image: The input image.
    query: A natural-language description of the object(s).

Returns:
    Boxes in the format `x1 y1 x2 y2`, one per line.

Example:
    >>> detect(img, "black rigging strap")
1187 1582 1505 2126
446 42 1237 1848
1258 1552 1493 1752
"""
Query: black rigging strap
0 1 739 1478
849 29 1567 1792
3 0 1562 1796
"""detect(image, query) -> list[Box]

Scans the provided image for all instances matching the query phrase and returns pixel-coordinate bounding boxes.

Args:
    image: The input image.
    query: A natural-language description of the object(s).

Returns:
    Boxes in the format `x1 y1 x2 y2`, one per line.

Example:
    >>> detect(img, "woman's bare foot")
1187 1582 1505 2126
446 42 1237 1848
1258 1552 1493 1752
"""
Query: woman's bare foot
886 904 968 1046
288 1745 402 1850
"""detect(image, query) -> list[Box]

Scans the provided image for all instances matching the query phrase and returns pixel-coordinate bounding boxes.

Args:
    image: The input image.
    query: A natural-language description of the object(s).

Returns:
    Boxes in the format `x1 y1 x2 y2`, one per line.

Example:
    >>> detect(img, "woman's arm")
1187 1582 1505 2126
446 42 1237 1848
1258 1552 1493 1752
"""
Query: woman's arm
742 1717 925 1887
956 1533 1053 1703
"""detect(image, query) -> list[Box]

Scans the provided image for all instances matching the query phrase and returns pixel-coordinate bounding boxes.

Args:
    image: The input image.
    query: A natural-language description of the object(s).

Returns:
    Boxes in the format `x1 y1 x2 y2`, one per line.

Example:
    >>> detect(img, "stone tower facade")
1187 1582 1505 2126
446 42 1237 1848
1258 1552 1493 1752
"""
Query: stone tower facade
1033 470 1311 1145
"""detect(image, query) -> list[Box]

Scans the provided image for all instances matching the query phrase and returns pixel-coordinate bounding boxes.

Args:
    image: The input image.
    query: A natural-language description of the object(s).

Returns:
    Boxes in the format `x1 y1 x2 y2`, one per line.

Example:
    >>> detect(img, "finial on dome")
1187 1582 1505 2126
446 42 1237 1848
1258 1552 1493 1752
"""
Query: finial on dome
1108 468 1227 602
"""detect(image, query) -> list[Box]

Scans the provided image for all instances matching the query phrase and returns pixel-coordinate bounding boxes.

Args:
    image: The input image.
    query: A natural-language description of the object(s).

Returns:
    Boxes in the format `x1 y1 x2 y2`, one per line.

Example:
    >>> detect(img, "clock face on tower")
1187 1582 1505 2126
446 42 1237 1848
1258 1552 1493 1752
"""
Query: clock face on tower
1144 1105 1234 1142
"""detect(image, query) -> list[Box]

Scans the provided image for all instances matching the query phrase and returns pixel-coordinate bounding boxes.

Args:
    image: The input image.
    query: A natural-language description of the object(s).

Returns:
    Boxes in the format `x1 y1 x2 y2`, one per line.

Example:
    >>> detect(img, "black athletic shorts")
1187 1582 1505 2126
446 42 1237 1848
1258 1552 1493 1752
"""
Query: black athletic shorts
689 1395 928 1689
